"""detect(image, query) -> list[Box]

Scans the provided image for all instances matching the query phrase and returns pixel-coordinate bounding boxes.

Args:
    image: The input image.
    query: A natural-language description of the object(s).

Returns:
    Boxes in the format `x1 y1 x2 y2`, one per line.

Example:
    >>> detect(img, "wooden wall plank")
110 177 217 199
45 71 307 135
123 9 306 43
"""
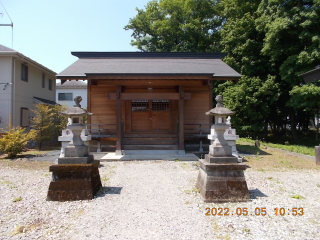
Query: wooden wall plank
132 112 149 131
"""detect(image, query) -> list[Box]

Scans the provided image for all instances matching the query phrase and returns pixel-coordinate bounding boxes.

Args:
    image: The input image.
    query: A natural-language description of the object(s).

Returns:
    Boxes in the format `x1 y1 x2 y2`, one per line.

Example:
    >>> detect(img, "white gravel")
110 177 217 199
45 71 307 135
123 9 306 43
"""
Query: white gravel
0 160 320 240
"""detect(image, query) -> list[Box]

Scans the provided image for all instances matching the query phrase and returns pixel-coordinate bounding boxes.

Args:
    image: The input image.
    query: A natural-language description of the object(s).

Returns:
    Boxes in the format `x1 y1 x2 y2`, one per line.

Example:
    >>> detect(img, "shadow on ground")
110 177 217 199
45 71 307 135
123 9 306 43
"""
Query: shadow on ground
96 187 122 198
249 188 268 199
238 144 271 156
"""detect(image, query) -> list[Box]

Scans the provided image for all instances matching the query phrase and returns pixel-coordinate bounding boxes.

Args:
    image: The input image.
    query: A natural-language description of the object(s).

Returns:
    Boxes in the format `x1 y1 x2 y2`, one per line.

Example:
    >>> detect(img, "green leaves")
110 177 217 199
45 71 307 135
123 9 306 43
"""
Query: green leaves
0 126 33 158
218 75 280 137
30 103 68 150
288 82 320 111
124 0 222 52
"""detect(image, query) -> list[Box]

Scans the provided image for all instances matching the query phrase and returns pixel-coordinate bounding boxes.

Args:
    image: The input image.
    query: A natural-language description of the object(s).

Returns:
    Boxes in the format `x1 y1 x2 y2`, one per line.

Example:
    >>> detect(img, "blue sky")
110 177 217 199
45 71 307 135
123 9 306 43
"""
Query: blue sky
0 0 151 73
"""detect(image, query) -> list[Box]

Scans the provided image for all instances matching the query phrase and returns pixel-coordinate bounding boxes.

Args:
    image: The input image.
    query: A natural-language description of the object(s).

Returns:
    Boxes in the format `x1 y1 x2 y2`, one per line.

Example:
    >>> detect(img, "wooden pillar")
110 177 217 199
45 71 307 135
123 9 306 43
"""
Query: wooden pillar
209 80 213 125
87 79 91 125
115 85 122 155
179 86 185 155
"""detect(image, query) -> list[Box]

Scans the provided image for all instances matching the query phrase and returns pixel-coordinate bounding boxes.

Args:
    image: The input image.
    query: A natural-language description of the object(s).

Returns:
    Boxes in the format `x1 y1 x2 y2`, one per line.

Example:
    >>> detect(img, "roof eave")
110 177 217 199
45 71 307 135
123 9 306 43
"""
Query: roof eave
300 68 320 83
0 51 56 75
71 52 228 59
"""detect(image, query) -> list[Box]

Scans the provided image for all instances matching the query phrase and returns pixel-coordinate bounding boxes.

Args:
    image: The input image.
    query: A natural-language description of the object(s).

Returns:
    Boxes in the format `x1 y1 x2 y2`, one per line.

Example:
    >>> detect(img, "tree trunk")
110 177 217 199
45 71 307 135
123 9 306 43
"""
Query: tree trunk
316 108 319 142
290 109 299 144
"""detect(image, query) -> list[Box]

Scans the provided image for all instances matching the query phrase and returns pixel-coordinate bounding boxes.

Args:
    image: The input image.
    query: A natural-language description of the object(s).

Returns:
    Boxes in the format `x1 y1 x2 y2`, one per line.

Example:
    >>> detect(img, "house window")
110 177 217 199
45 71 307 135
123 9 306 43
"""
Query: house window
58 93 73 101
49 79 52 90
21 63 28 82
42 74 45 88
21 108 30 127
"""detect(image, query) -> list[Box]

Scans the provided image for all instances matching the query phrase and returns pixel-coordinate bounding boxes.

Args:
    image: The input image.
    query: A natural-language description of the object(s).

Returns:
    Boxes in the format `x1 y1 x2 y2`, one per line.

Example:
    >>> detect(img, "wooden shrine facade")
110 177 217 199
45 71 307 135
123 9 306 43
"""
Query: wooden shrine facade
56 52 241 154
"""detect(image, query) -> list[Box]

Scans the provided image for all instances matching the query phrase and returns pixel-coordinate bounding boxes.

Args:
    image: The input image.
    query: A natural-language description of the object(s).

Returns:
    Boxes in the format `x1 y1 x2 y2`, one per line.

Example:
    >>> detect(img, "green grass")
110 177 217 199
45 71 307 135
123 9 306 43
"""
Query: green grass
238 138 315 156
290 194 305 200
13 196 22 202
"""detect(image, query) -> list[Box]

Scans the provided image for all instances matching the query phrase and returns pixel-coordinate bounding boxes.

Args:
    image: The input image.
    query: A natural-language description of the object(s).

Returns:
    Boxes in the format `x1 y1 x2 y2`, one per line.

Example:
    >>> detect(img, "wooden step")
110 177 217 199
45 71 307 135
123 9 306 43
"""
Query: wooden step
122 139 178 145
122 144 179 150
123 133 177 138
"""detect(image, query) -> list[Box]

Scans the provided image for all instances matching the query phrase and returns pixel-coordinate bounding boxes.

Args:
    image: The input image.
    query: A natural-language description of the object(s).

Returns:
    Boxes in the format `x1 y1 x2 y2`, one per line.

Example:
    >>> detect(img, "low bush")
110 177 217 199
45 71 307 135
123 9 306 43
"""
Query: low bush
0 126 33 158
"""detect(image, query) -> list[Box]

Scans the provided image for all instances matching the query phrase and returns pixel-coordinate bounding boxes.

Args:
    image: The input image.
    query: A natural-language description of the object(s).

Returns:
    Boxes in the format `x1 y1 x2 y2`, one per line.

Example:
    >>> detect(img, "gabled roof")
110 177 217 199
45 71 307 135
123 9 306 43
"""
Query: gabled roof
57 52 241 80
0 44 56 75
56 80 87 89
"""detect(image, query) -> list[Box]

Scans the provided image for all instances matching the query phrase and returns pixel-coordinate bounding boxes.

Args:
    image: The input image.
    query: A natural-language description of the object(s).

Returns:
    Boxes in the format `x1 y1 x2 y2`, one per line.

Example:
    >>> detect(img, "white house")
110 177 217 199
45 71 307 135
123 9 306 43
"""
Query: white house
0 44 56 131
56 80 87 108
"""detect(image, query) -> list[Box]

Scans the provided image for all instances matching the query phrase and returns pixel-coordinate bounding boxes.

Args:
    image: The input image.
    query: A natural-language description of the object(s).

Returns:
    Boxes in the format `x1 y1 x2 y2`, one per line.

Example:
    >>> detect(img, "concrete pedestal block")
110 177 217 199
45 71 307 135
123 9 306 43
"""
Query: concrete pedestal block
316 146 320 165
47 160 102 201
195 159 250 202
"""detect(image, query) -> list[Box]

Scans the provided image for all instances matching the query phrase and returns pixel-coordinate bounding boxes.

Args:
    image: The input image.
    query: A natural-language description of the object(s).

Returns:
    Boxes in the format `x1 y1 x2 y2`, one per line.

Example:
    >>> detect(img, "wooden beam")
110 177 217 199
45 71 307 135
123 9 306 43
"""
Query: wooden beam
115 85 122 155
108 92 192 100
179 86 185 152
93 79 205 86
87 76 213 80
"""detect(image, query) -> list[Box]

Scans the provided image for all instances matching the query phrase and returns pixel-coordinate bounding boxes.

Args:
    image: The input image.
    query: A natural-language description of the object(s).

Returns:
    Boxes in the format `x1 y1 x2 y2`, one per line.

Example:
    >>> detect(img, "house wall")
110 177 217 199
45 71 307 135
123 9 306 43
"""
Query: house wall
0 56 13 129
13 58 56 128
56 87 87 108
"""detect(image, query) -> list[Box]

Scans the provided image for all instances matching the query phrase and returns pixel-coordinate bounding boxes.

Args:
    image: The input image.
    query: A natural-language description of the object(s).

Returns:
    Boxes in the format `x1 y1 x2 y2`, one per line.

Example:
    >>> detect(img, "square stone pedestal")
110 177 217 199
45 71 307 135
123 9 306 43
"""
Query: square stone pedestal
47 160 102 201
196 158 250 202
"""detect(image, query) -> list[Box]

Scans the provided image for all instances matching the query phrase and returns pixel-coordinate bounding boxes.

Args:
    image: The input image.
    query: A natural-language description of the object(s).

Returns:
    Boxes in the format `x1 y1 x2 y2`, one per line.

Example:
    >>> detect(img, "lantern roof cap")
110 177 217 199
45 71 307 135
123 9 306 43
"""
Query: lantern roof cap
61 95 92 116
205 95 235 116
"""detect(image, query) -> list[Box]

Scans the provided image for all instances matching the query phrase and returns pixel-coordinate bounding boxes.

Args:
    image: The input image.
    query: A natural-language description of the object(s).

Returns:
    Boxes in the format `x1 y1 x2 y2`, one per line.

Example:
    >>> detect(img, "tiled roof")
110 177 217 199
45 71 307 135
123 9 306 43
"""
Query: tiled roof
56 80 87 88
57 52 241 79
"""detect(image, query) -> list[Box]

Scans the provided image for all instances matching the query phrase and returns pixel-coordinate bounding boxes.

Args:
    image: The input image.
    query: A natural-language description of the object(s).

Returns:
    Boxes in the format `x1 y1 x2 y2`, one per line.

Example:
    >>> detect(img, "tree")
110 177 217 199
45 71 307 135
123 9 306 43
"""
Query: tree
256 0 320 86
287 81 320 140
51 104 68 140
219 0 320 141
30 103 54 150
219 0 271 79
217 75 280 138
30 103 68 150
124 0 223 52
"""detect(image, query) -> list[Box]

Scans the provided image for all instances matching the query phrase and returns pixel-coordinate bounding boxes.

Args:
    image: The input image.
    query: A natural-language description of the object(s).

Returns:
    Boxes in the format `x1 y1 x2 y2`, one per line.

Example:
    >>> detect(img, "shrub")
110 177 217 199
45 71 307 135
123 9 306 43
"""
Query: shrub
0 126 33 158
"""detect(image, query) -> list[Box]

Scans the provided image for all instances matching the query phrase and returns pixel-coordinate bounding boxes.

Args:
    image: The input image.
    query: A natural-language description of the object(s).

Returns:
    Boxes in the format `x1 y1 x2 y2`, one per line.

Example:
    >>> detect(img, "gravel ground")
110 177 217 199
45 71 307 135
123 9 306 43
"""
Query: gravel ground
0 159 320 240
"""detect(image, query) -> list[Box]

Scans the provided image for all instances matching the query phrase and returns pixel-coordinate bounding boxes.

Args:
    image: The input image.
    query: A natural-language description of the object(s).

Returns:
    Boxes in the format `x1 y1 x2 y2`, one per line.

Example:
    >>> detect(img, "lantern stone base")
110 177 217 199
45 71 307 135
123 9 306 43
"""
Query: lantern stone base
196 158 250 202
57 155 94 164
47 160 102 201
205 154 238 163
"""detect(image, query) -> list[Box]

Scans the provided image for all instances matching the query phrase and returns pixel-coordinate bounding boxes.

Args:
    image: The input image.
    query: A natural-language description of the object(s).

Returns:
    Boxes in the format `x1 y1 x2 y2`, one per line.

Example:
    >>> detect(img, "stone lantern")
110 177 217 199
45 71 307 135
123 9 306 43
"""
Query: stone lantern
195 95 250 202
58 95 93 164
47 96 102 201
205 95 236 161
